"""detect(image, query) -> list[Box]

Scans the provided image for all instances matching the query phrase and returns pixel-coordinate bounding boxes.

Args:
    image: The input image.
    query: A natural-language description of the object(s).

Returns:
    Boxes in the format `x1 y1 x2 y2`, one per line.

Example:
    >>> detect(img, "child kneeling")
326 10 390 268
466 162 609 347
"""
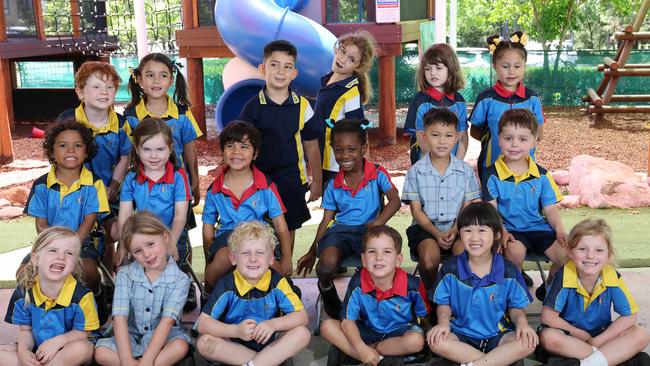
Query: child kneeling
196 221 310 366
321 225 428 366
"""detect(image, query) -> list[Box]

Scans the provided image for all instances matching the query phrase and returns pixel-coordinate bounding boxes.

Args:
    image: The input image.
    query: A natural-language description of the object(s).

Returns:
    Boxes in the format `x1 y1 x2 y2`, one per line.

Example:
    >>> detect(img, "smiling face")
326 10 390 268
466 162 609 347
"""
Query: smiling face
137 132 171 171
460 224 498 259
52 130 87 171
261 51 298 92
362 234 402 281
332 132 366 173
423 122 458 160
129 233 170 273
76 73 117 112
569 234 610 279
229 238 273 284
332 42 361 78
497 124 536 163
222 136 256 172
137 60 173 101
33 237 80 283
494 49 526 91
424 63 449 92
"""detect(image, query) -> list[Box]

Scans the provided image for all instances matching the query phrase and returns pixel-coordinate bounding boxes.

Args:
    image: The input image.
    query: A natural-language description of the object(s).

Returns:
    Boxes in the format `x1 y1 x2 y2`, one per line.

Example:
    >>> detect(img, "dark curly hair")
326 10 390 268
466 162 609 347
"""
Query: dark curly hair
329 118 370 147
43 119 97 164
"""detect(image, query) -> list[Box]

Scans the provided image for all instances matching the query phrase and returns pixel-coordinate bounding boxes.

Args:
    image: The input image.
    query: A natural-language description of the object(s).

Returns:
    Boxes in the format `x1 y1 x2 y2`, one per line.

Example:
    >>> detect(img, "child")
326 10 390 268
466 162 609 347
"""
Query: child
202 121 292 294
539 218 650 366
482 108 568 300
428 202 537 366
118 117 190 266
405 43 469 164
0 227 99 366
95 211 191 366
296 119 400 319
402 108 480 289
321 225 428 366
195 221 310 366
469 31 545 181
313 30 377 184
23 120 109 318
239 40 323 258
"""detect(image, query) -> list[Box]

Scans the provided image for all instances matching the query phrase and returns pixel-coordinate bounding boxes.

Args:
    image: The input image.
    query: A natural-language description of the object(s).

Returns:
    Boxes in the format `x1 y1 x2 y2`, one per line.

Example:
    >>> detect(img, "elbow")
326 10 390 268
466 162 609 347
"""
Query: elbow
297 309 309 326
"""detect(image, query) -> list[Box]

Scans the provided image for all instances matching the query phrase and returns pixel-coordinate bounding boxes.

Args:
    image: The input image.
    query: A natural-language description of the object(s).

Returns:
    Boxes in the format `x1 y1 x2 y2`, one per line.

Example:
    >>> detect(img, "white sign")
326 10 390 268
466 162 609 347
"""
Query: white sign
376 0 400 23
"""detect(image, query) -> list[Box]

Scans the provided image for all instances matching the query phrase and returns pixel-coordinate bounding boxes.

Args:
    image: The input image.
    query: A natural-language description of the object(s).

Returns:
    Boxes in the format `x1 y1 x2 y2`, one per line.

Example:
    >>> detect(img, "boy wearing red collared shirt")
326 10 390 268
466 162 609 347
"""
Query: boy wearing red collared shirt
321 225 428 366
201 121 292 294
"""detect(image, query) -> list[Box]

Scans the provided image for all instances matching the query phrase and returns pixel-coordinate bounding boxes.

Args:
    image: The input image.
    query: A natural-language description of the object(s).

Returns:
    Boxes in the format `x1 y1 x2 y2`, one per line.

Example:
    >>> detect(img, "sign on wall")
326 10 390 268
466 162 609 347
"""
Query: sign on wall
376 0 400 23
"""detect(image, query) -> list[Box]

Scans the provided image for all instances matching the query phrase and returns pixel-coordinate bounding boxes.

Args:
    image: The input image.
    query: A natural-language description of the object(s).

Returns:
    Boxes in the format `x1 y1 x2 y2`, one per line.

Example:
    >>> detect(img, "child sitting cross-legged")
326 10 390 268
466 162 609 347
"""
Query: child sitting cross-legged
195 221 310 366
321 225 429 366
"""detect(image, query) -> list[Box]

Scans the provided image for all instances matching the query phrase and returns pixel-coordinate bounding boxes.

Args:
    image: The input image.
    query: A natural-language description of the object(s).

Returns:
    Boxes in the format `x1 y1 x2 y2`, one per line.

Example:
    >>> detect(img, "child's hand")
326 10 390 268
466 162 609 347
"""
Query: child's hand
296 251 316 277
236 319 257 341
356 344 381 366
35 337 63 364
441 228 457 247
17 349 42 366
573 328 592 343
280 256 293 277
516 324 539 348
556 230 568 247
191 183 201 207
252 320 276 345
427 324 450 346
433 231 452 250
307 182 322 202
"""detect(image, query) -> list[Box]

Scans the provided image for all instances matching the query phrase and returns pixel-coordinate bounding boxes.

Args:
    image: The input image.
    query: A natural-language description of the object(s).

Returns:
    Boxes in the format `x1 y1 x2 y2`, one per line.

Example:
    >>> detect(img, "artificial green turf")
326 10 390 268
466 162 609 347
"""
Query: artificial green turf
0 216 36 254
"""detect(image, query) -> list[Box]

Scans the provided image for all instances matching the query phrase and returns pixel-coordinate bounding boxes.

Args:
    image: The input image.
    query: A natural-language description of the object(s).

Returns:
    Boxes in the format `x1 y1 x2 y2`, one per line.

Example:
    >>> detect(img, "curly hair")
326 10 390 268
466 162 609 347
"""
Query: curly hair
329 118 370 147
337 30 377 104
43 119 97 164
227 221 276 254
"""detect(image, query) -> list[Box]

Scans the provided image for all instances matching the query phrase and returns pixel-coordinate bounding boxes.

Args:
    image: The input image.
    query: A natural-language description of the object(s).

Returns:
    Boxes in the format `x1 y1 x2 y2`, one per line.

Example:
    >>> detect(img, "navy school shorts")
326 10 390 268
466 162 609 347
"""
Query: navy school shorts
317 224 367 257
357 322 424 345
454 329 510 353
406 224 453 260
268 172 311 231
510 230 557 255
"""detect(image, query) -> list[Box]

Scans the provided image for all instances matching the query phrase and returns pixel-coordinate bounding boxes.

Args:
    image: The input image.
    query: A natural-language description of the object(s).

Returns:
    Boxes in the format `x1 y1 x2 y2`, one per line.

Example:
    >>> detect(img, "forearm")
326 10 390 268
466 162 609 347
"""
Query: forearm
183 142 200 189
508 308 529 329
593 314 637 346
112 155 130 183
113 316 136 363
541 307 586 335
35 218 48 234
17 328 36 353
543 205 565 233
455 131 469 160
411 206 440 236
311 212 335 250
202 224 215 254
416 132 428 154
268 310 308 331
341 319 367 351
118 201 134 234
469 124 482 141
141 317 175 363
196 314 239 338
170 203 189 245
304 139 322 184
436 304 452 325
77 214 97 242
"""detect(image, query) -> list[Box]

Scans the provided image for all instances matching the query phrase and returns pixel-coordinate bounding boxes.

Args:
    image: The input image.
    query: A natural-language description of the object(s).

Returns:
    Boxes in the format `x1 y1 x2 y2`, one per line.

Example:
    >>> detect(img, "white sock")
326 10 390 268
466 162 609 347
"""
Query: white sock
580 349 607 366
461 363 474 366
242 361 255 366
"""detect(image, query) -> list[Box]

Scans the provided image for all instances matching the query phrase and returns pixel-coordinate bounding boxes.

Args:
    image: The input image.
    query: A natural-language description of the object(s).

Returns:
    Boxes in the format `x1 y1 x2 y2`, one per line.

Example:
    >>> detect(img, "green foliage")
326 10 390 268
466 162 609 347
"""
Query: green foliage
203 58 229 104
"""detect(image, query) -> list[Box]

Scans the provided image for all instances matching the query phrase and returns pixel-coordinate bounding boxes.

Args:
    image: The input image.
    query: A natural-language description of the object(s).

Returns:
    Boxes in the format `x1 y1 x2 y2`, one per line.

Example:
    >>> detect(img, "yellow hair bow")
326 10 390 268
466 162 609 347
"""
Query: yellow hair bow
488 37 502 54
510 33 528 46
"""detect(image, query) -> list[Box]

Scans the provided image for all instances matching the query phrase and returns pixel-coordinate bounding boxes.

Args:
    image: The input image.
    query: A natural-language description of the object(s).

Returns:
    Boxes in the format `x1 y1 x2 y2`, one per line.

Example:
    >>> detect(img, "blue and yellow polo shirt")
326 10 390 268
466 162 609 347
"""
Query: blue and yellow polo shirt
239 87 320 184
5 274 99 346
469 81 545 178
24 166 109 230
482 155 563 232
404 89 468 162
59 105 132 188
543 261 638 337
313 72 365 172
202 165 285 234
432 252 532 340
321 160 395 226
201 268 303 325
120 161 190 228
343 268 429 334
123 97 202 172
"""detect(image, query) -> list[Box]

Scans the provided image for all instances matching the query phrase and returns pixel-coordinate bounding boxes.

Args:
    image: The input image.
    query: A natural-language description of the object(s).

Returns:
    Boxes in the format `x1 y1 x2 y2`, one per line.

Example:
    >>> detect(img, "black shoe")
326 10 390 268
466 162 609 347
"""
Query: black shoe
547 357 580 366
183 284 197 312
535 284 547 302
318 282 342 319
429 358 459 366
619 352 650 366
327 345 343 366
522 271 534 287
378 356 405 366
95 285 110 325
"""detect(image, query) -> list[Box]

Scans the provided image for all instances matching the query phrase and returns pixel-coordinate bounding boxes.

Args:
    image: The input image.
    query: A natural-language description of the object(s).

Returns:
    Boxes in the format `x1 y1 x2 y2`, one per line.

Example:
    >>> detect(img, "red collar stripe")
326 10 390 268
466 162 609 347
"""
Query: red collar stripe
136 162 177 191
425 87 455 102
360 267 408 301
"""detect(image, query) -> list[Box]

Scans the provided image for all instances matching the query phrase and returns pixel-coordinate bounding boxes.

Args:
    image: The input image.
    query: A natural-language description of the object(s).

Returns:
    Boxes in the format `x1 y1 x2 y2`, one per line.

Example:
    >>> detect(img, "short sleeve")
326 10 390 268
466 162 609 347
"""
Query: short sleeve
415 103 433 131
431 265 451 305
342 286 361 321
162 272 191 320
464 165 481 201
412 280 429 317
531 96 545 125
540 172 563 207
469 97 488 127
543 270 567 312
112 268 132 317
120 173 136 202
266 184 286 217
74 291 100 331
321 181 337 211
506 274 532 309
376 167 395 193
118 129 132 157
201 277 231 320
611 275 639 316
482 175 498 202
174 170 191 202
404 96 418 132
457 101 469 131
89 180 110 215
180 109 203 143
401 166 420 203
300 100 320 141
274 278 304 314
238 96 258 124
202 188 219 226
25 184 47 219
343 87 364 120
5 287 31 325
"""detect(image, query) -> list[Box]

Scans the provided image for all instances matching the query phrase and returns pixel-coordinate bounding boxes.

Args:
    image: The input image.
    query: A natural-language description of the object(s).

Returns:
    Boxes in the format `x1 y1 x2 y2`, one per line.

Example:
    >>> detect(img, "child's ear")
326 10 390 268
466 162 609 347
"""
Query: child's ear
228 250 236 266
361 142 369 156
75 87 84 102
396 253 403 268
258 63 266 75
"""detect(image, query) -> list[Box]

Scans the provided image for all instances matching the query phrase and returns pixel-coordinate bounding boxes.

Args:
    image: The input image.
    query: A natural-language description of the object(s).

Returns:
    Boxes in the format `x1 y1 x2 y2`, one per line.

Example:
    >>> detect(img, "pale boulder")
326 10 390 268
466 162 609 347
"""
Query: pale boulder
558 195 581 208
0 206 24 220
0 186 30 206
569 155 650 208
551 170 570 186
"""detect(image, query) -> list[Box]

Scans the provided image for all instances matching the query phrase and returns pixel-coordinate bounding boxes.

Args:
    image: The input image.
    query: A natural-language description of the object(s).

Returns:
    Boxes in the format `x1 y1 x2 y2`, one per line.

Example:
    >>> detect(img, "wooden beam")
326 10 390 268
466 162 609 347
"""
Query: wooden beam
3 60 14 129
604 68 650 76
427 0 434 19
588 105 650 114
0 58 14 164
615 31 650 40
582 94 650 103
33 0 46 40
178 46 233 58
587 88 602 107
0 0 6 42
71 0 81 38
377 55 396 146
187 58 206 137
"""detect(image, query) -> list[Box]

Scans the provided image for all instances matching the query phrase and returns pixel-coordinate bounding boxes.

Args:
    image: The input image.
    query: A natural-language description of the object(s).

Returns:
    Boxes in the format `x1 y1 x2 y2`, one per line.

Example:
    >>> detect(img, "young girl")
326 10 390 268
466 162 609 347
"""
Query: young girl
313 31 377 184
0 227 99 366
118 117 190 267
95 211 191 366
469 31 545 181
296 119 400 319
428 202 537 366
405 43 469 164
539 219 650 366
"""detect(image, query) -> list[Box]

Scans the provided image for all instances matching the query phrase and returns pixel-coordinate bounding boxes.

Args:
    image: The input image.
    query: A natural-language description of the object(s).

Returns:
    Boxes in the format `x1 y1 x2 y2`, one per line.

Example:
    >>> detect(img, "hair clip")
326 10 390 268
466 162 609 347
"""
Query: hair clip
510 33 528 46
359 119 372 129
488 44 497 55
128 67 136 78
325 118 335 129
174 61 184 69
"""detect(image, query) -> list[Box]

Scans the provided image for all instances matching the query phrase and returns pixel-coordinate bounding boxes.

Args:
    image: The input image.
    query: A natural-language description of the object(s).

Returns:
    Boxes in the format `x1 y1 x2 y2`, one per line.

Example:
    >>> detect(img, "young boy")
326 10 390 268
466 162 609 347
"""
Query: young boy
401 108 480 289
195 221 310 366
202 121 293 294
320 225 428 366
482 108 568 300
239 40 322 257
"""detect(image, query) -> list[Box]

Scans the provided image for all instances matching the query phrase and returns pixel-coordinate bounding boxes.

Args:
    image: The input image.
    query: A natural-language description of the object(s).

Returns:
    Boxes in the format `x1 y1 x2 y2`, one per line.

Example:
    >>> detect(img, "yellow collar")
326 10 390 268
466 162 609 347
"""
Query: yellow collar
563 260 619 305
494 155 540 182
46 165 94 189
233 269 271 296
32 274 77 310
74 104 120 134
135 97 179 120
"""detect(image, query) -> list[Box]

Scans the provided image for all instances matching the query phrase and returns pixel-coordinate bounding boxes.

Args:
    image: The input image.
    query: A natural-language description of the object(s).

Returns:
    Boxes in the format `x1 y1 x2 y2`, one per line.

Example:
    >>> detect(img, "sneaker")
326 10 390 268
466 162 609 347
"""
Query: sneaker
429 358 459 366
327 345 343 366
547 357 580 366
318 282 342 319
522 271 534 287
95 285 110 325
183 284 197 312
620 352 650 366
378 356 405 366
535 284 547 302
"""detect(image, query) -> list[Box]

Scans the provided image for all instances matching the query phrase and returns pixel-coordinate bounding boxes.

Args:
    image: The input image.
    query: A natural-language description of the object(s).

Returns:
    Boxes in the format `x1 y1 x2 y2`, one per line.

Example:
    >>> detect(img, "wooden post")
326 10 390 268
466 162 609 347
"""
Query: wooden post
2 60 14 130
33 0 46 39
0 59 14 164
378 55 396 146
181 0 206 137
71 0 81 38
0 0 6 41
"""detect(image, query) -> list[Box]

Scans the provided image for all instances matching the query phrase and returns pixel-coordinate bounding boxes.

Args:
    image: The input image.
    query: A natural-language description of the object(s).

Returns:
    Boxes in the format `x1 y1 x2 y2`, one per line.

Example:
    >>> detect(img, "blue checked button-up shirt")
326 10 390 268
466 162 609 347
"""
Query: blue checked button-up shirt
402 154 480 232
112 256 190 338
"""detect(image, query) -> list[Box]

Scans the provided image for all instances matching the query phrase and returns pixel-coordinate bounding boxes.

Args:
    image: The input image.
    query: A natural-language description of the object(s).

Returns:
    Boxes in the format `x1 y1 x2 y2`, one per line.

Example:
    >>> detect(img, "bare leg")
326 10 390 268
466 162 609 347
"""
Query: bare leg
544 241 569 279
599 325 650 365
539 327 593 359
0 345 20 366
196 334 257 365
48 339 94 366
251 326 311 365
320 319 365 360
470 332 534 366
429 332 484 363
375 331 425 356
94 346 121 366
417 239 443 289
153 338 189 366
504 240 526 271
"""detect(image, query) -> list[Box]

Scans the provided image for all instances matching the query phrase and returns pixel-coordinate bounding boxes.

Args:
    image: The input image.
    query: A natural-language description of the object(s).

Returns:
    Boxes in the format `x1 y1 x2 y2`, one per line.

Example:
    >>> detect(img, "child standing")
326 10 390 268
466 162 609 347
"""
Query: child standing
95 211 191 366
239 40 323 258
469 31 545 181
313 31 377 184
482 108 568 300
196 221 310 366
428 202 537 366
0 227 99 366
296 119 400 319
402 108 480 289
321 225 428 366
539 219 650 366
405 43 469 164
202 121 292 293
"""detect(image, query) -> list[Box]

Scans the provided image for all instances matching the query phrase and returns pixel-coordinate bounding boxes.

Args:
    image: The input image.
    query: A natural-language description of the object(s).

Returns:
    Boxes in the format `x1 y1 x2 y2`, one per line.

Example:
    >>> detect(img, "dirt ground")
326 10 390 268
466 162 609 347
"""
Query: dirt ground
6 106 650 196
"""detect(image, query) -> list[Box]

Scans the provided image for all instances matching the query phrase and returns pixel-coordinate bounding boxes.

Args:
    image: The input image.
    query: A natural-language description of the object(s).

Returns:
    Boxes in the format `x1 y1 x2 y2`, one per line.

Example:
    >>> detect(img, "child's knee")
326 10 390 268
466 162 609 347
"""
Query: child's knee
428 337 452 354
539 328 563 351
197 334 224 356
320 319 341 337
288 325 311 348
402 331 425 354
316 253 340 280
62 340 94 363
628 325 650 349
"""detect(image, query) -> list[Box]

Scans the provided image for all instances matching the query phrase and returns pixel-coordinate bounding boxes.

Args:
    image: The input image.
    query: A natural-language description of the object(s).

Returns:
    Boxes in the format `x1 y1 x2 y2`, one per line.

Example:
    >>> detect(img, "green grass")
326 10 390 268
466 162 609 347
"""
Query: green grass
0 217 36 254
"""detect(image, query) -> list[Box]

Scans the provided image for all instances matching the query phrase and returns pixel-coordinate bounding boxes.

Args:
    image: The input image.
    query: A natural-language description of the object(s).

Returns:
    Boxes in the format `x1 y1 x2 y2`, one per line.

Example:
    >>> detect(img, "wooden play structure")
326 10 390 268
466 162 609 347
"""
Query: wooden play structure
176 0 434 146
0 0 117 163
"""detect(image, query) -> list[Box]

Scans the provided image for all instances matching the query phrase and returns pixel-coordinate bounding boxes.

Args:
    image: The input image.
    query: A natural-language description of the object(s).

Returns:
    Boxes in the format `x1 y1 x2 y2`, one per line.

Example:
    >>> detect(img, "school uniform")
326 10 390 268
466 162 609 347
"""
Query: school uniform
432 252 531 352
239 87 319 231
95 257 191 356
482 156 563 254
469 81 545 180
5 274 99 347
202 165 286 259
342 268 428 343
317 160 395 257
200 268 303 351
404 89 469 164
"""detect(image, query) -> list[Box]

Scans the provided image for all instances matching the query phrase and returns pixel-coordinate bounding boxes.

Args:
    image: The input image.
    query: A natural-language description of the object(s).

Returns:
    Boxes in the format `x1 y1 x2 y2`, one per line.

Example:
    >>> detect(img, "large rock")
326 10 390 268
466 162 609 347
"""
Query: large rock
552 170 570 186
0 206 24 220
568 155 650 208
558 195 581 208
0 186 30 206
